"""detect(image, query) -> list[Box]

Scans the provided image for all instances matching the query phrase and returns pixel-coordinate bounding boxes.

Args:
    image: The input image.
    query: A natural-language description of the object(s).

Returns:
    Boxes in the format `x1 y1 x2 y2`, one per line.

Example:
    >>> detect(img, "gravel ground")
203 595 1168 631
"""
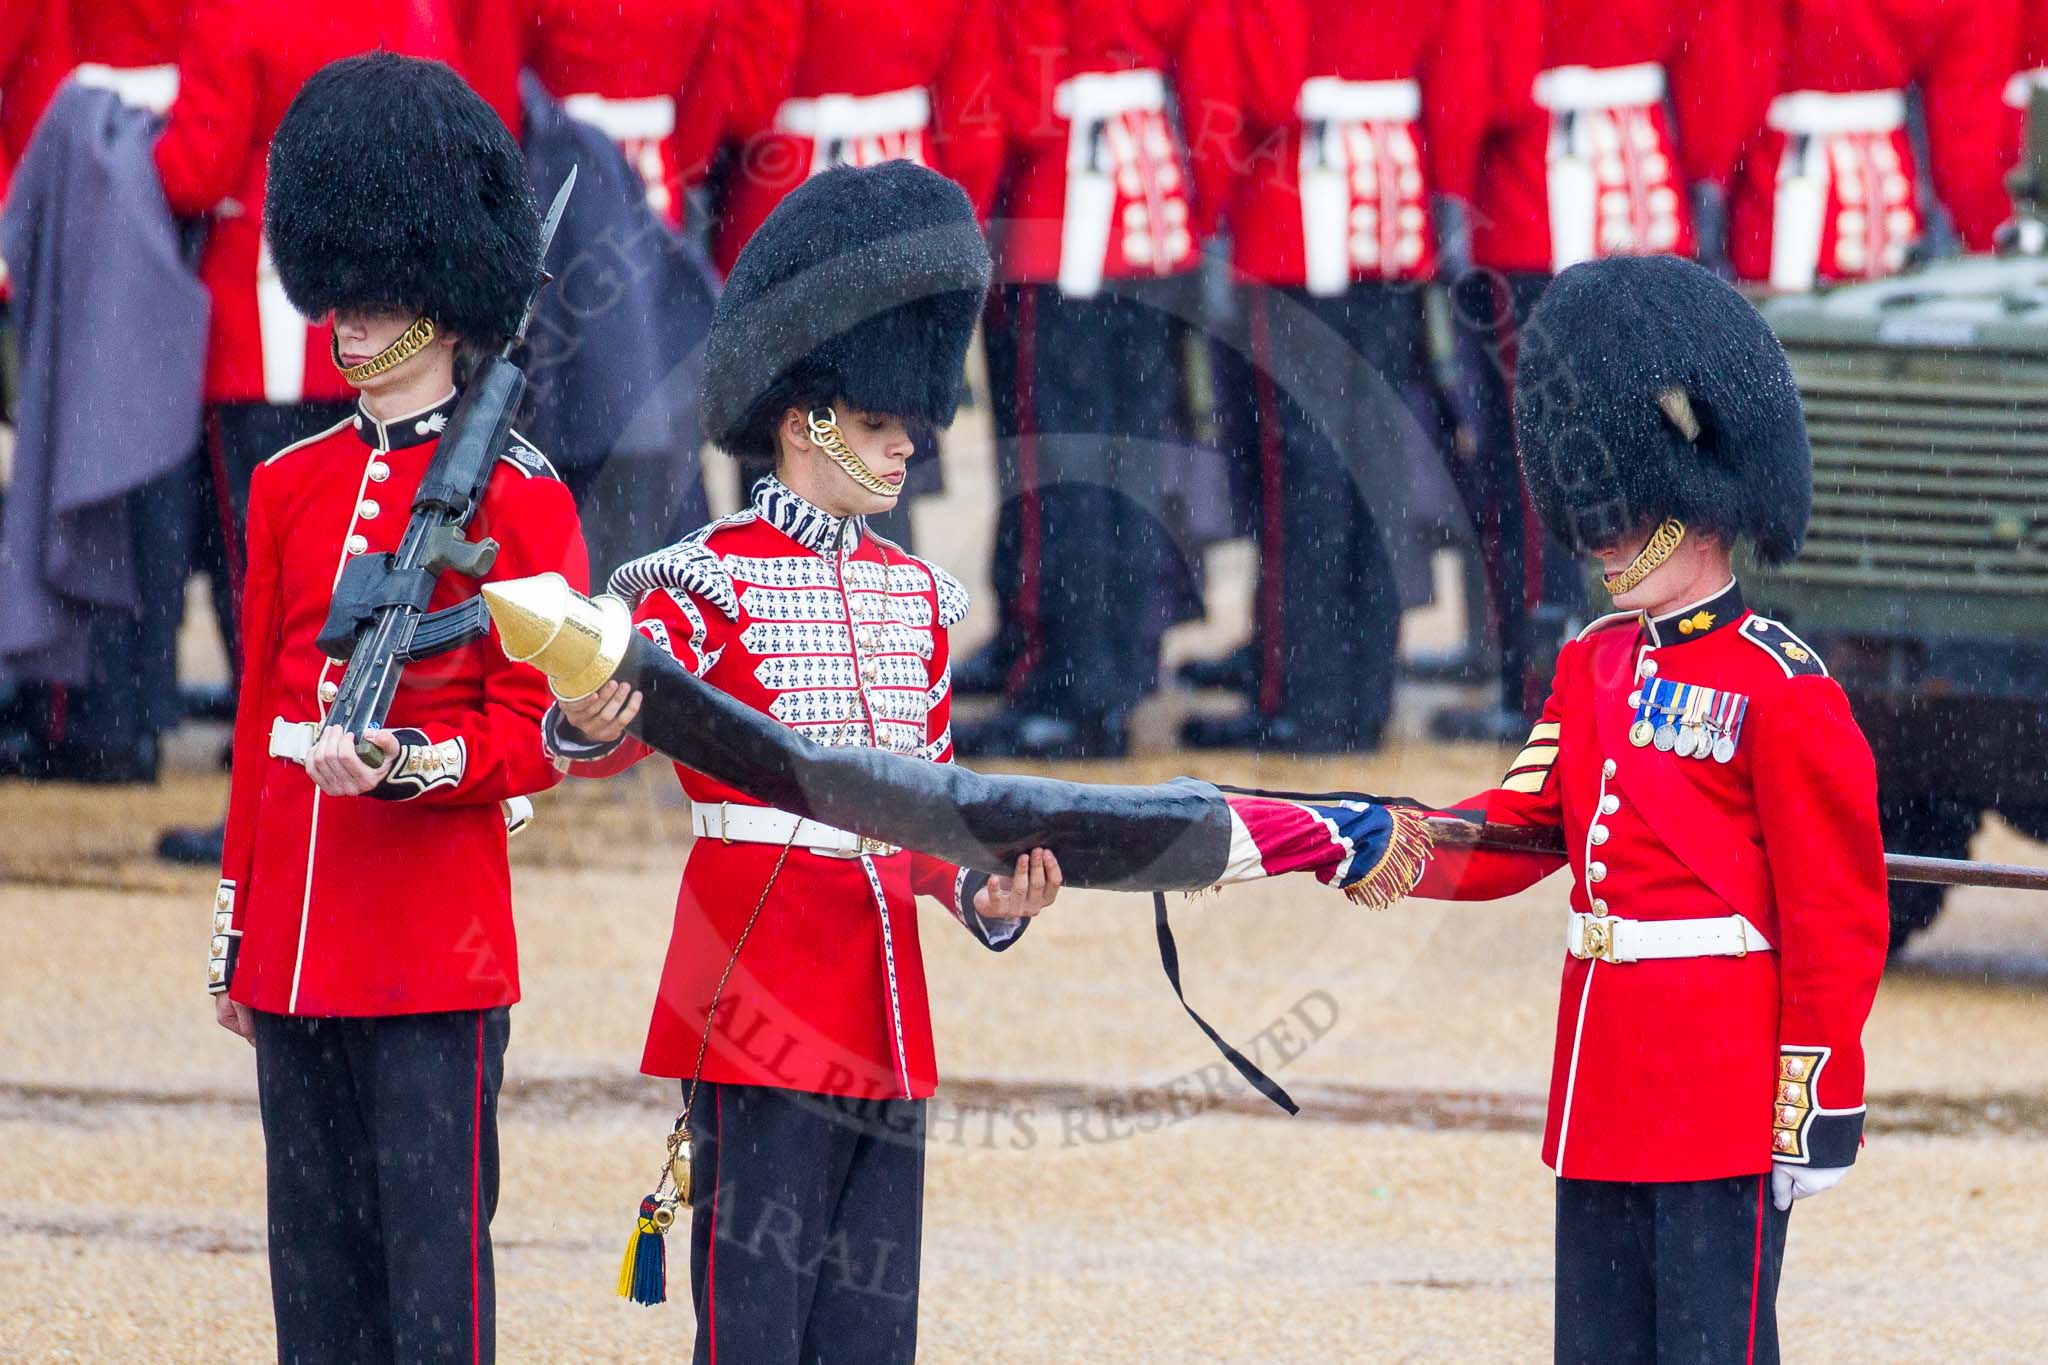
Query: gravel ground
7 411 2047 1360
5 748 2047 1362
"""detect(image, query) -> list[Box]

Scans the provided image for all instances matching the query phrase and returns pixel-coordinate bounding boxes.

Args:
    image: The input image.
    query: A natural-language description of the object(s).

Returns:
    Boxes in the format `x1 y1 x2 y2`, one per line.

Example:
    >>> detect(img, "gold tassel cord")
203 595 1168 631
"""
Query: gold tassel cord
1341 806 1436 909
333 315 438 384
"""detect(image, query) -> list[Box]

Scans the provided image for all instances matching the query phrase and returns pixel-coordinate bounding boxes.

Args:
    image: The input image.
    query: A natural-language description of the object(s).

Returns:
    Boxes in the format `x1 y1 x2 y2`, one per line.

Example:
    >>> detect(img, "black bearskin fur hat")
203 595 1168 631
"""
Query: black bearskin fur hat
1514 255 1811 565
703 160 992 458
265 52 540 345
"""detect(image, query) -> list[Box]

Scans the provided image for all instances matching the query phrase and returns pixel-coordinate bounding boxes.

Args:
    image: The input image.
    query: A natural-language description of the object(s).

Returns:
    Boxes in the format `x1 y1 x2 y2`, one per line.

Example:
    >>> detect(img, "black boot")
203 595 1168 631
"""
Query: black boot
1174 642 1257 694
157 822 227 866
1179 711 1380 755
952 708 1129 761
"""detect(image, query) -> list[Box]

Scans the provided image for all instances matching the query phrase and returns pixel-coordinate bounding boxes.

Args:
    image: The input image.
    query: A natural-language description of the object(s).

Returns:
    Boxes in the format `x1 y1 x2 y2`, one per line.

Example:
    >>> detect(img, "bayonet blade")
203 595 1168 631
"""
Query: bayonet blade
537 164 577 264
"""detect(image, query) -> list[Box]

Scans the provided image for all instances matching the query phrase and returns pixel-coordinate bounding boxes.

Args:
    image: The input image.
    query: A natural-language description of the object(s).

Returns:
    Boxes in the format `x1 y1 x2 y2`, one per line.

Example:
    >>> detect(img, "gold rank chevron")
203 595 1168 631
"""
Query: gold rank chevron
1502 721 1561 794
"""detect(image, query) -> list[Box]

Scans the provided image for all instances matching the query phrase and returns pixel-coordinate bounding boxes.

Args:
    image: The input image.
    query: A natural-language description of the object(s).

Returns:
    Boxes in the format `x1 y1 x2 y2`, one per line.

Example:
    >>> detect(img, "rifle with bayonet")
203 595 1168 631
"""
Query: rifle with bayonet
315 169 578 767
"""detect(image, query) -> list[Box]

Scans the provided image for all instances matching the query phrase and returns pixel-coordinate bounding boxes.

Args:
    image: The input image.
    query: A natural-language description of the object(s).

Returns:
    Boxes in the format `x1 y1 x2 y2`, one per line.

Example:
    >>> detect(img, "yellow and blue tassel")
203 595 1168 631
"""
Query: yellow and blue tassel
617 1194 672 1306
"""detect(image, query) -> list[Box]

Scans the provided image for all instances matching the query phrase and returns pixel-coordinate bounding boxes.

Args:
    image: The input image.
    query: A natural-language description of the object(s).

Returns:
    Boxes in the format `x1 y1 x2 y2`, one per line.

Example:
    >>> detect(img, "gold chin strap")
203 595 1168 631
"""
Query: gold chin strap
806 407 899 499
1604 517 1687 596
332 316 437 385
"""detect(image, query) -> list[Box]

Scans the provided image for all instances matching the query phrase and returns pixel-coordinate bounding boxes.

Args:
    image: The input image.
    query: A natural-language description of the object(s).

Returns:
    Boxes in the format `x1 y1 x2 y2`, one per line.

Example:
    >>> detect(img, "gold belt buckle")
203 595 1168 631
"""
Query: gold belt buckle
859 835 900 857
1577 914 1619 963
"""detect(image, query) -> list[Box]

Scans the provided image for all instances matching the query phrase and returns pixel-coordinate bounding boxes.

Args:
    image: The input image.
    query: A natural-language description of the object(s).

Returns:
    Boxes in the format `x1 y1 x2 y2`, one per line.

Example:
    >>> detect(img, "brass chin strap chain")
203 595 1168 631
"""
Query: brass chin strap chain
332 315 438 385
1604 517 1687 596
806 406 900 499
644 825 802 1225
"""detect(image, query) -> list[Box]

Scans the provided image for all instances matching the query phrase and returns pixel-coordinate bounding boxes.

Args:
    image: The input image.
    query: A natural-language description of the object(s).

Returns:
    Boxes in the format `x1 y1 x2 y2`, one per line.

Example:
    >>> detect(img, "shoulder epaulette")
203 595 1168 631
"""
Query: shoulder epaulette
1740 615 1828 678
929 561 970 628
1574 610 1640 643
605 513 755 620
263 415 354 465
497 429 560 480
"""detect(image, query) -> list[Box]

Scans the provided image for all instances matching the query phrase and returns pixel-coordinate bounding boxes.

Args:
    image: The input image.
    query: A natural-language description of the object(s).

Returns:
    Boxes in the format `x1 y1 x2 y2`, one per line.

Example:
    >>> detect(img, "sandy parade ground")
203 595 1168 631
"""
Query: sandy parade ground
6 429 2048 1363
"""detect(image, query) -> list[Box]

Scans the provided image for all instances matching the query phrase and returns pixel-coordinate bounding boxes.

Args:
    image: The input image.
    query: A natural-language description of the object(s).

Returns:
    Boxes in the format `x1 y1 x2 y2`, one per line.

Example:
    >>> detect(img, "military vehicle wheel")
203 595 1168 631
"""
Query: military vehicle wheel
1879 793 1981 954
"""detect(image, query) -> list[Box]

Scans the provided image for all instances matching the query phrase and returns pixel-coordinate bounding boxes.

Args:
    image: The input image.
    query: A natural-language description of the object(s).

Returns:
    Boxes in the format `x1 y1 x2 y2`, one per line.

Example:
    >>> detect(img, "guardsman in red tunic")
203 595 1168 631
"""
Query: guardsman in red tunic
1729 0 2020 291
152 0 462 862
204 55 587 1363
690 0 1005 551
1180 0 1488 753
547 162 1060 1363
1421 256 1887 1363
1435 0 1760 747
955 0 1236 758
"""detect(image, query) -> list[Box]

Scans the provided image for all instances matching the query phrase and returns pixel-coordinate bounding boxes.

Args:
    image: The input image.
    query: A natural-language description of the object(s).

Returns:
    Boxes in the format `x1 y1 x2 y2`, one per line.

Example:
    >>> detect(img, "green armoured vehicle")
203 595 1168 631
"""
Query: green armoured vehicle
1754 204 2048 950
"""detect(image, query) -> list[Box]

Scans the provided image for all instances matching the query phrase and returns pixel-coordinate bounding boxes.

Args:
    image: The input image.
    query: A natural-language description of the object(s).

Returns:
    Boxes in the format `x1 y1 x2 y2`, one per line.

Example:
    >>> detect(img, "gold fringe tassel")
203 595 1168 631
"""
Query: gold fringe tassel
1341 806 1435 909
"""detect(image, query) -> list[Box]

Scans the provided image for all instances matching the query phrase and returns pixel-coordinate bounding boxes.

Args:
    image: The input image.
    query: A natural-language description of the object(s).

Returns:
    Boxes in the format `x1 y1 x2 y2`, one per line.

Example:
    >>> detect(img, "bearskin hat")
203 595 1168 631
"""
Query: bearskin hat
265 52 540 345
702 160 993 458
1513 255 1811 565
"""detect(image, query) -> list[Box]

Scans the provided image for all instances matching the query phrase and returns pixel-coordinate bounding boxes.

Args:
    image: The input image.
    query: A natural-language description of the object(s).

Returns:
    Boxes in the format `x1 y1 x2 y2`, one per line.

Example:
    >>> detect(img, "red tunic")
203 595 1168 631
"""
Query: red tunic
1217 0 1489 289
214 392 589 1016
1414 584 1887 1182
152 0 458 405
705 0 1006 275
1471 0 1758 274
1729 0 2021 288
519 0 717 228
553 478 1014 1100
990 0 1238 289
0 1 72 213
69 0 185 66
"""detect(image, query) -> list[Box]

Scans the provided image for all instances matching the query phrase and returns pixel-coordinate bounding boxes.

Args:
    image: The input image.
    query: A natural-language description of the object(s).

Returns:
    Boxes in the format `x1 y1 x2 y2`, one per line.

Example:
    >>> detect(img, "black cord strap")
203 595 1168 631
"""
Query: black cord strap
1152 892 1298 1116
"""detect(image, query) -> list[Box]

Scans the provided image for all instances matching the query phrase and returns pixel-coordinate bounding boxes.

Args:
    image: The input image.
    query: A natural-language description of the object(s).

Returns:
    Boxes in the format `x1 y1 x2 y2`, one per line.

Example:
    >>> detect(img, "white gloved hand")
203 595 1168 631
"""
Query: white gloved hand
1771 1161 1850 1212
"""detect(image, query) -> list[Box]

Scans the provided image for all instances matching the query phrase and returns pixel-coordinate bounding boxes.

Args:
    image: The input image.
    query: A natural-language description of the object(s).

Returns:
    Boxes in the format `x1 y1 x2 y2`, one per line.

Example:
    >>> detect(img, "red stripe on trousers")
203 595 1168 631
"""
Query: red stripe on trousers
707 1087 723 1364
1248 291 1286 718
1006 286 1045 698
204 408 245 616
471 1016 483 1365
1746 1173 1766 1364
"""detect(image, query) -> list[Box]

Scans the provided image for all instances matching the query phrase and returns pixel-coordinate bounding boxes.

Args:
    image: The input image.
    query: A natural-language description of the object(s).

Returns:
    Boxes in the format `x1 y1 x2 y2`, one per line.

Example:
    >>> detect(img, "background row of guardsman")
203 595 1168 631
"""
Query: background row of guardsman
3 0 2046 806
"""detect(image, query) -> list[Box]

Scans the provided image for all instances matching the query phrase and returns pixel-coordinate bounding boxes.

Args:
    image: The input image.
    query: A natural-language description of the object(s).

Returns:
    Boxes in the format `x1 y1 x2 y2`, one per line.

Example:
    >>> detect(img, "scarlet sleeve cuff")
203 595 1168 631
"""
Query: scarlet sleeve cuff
367 728 468 801
206 880 241 994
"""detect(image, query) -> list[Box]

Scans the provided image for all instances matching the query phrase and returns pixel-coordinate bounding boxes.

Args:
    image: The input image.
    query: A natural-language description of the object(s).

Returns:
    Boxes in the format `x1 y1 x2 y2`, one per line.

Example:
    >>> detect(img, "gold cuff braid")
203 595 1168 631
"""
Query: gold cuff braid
333 316 438 385
1604 517 1687 596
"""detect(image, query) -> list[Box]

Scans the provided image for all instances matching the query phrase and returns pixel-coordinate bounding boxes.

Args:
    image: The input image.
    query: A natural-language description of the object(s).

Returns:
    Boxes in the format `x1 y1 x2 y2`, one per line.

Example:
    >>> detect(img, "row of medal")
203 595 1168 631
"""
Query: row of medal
1627 677 1748 763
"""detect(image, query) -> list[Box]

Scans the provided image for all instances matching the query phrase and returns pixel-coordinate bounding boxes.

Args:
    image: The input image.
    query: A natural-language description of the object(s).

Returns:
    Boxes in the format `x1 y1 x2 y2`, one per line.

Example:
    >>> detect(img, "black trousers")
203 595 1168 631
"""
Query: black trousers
980 281 1190 724
1556 1175 1791 1365
1449 271 1585 718
688 1081 926 1365
253 1008 510 1365
199 400 356 675
1232 283 1412 748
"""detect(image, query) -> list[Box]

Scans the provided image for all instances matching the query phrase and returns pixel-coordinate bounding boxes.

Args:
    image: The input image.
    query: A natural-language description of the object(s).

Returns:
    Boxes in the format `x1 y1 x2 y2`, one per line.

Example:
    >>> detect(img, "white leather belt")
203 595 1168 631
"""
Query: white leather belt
1533 62 1666 112
774 86 931 140
692 802 899 858
1298 76 1420 123
1568 911 1774 964
563 92 677 140
1767 89 1907 136
72 62 180 114
1055 68 1167 122
269 716 534 836
2008 68 2048 109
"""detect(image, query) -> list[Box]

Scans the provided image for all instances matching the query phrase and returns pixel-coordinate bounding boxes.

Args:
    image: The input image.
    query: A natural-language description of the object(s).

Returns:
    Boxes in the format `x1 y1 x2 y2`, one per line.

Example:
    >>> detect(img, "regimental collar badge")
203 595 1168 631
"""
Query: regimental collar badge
1627 676 1750 763
1643 579 1744 647
753 475 861 556
353 389 459 451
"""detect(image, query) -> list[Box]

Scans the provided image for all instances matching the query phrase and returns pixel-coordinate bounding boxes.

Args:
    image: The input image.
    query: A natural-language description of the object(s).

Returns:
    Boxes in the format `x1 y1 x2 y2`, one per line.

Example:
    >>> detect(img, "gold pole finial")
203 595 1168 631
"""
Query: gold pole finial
481 572 632 700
